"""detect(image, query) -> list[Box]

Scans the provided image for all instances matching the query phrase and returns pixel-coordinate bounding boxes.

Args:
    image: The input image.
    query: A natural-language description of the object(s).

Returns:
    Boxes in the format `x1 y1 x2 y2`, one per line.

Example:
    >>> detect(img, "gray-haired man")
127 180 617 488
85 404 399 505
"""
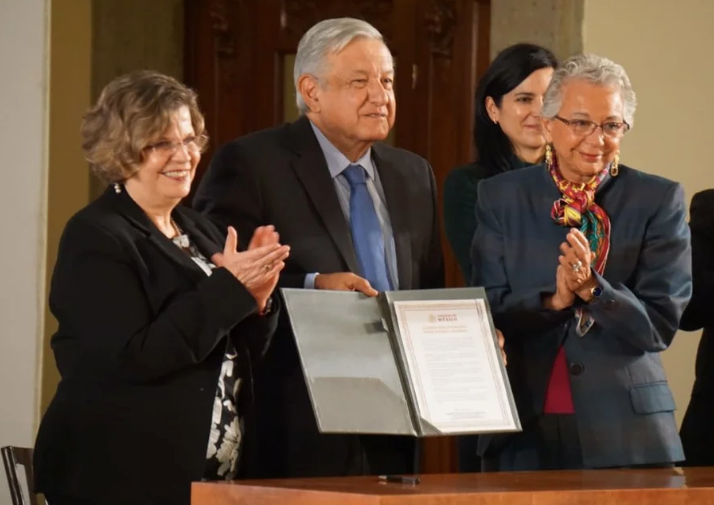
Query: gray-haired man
194 17 444 478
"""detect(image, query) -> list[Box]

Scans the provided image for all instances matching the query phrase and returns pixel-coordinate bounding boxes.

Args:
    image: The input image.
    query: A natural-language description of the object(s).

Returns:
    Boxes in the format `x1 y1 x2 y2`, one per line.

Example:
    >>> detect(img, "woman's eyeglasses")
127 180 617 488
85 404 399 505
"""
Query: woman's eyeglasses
554 116 630 138
145 134 209 157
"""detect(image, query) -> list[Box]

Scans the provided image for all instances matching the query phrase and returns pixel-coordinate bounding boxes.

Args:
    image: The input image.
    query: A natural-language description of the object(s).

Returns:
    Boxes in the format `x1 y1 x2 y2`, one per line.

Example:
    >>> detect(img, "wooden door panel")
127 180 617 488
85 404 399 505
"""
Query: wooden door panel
409 0 490 472
278 0 395 47
412 0 490 292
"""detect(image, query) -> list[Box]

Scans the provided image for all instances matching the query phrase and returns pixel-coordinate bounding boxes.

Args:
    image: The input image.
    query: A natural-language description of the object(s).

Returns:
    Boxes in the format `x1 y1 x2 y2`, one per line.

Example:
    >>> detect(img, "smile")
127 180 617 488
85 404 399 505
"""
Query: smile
161 170 191 178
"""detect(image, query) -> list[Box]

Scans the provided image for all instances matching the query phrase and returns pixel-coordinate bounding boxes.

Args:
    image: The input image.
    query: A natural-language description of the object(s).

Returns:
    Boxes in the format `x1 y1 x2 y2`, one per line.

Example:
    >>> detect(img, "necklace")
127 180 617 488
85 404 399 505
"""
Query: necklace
170 218 182 237
171 219 191 249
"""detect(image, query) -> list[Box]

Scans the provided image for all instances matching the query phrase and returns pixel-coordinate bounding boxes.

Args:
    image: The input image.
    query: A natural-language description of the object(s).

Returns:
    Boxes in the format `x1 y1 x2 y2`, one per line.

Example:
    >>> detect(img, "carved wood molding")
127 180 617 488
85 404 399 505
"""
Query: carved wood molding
281 0 393 42
280 0 318 38
355 0 393 42
425 0 456 60
209 0 241 84
210 0 241 57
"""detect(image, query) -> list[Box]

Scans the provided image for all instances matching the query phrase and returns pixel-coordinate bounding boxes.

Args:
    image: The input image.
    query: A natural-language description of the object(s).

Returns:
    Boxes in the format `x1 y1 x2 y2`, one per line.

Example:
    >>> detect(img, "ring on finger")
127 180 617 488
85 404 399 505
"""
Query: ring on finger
572 260 583 272
263 263 272 271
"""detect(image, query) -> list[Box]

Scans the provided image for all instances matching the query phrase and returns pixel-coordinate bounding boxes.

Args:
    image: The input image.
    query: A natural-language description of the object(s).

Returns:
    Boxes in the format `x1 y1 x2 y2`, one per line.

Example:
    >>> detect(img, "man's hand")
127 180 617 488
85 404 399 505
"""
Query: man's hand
314 272 379 297
496 328 507 366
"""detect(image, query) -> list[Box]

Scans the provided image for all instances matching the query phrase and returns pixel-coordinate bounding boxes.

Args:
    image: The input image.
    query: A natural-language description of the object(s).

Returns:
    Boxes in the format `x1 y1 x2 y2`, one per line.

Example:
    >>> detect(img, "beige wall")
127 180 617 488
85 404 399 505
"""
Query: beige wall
41 0 93 413
491 0 583 59
0 0 49 503
583 0 714 425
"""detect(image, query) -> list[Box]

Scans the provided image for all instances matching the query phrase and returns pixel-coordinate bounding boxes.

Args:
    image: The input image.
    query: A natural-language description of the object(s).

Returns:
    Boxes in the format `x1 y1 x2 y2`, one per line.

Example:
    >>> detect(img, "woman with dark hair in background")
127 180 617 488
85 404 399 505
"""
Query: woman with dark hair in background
444 43 557 283
443 43 557 472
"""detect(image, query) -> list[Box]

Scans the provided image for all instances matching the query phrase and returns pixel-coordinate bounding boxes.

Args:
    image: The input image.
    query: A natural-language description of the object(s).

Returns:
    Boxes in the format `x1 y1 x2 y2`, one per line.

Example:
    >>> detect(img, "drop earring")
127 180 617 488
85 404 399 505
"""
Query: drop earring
113 183 122 194
545 144 553 168
611 153 619 177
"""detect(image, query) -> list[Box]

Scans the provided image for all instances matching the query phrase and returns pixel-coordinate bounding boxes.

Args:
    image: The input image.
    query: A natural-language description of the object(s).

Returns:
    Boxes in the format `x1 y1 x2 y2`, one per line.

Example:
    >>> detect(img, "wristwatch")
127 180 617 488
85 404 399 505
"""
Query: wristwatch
589 284 603 302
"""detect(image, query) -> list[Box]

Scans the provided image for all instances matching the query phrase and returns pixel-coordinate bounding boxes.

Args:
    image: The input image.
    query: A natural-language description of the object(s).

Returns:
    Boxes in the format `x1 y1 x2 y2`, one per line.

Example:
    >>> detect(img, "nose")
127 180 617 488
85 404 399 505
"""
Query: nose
367 79 389 105
171 142 192 161
585 126 606 146
532 96 544 114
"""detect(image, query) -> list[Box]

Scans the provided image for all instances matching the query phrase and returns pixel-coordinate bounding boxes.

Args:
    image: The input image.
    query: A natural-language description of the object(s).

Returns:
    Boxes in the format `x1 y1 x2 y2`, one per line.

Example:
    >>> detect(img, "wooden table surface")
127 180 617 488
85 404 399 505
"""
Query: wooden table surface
192 467 714 504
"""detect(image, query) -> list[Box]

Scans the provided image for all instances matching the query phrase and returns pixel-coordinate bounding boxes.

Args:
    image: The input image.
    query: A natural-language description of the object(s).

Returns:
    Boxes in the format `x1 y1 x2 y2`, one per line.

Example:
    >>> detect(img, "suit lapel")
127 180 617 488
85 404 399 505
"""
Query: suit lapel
372 144 412 290
285 117 359 273
108 188 207 282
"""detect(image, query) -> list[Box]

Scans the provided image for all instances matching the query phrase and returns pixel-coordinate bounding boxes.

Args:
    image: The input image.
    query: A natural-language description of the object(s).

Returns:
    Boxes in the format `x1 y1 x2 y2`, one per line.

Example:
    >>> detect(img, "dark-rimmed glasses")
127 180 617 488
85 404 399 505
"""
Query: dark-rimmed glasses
554 116 630 138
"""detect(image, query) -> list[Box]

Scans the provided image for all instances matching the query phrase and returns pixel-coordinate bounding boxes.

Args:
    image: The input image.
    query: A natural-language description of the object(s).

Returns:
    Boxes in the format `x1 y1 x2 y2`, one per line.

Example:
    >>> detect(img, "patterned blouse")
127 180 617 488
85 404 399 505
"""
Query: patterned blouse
171 232 242 481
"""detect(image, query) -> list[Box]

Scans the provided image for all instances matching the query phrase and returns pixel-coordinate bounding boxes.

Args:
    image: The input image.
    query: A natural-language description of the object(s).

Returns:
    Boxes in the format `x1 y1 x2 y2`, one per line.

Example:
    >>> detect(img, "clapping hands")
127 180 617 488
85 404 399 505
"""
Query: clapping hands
546 228 597 310
211 225 290 312
559 228 599 302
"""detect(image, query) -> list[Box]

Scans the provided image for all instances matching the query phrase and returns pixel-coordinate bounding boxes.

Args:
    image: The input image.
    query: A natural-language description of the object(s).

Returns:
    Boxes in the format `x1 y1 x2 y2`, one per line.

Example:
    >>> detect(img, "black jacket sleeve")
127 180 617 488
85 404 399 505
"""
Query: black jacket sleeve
680 189 714 331
50 215 261 383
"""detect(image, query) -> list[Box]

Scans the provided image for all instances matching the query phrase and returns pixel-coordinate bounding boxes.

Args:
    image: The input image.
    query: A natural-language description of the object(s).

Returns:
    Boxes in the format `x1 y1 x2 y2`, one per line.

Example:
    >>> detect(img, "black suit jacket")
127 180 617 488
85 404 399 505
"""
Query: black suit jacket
34 187 279 505
679 189 714 466
193 116 444 478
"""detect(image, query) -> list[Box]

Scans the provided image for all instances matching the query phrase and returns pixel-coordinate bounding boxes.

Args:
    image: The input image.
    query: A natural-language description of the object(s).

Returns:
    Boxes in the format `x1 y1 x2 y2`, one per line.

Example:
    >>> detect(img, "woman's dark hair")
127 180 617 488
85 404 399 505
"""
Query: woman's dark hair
474 43 558 175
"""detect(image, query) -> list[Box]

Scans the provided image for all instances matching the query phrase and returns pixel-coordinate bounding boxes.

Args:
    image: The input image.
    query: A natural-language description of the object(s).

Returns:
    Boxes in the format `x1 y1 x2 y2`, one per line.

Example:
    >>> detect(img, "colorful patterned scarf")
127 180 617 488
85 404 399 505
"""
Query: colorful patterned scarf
549 156 611 336
549 157 611 275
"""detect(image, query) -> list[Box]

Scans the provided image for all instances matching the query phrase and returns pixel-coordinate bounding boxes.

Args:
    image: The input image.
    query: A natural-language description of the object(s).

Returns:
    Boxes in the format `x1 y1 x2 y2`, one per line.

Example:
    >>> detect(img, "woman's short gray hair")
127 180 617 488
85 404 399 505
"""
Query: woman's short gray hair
294 17 387 114
541 53 637 128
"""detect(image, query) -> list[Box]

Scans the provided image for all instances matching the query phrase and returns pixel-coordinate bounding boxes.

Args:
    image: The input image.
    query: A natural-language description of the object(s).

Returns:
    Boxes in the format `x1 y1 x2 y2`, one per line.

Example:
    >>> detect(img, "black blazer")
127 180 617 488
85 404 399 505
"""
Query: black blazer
679 189 714 466
193 116 444 478
33 187 278 505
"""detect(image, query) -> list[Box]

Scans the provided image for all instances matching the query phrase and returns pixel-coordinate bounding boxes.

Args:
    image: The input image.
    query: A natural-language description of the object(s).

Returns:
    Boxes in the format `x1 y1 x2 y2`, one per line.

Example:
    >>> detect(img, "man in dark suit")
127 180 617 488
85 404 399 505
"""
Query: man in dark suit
193 17 444 478
679 189 714 466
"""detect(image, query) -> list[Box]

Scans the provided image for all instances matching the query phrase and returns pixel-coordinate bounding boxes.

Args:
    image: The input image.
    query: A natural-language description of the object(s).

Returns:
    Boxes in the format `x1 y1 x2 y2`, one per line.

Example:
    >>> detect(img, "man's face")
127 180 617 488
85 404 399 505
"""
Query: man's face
310 37 396 148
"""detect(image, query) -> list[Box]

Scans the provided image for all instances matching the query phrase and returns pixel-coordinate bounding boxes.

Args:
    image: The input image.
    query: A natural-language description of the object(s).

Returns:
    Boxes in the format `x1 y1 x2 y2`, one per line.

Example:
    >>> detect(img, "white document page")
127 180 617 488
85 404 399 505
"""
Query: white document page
392 298 519 434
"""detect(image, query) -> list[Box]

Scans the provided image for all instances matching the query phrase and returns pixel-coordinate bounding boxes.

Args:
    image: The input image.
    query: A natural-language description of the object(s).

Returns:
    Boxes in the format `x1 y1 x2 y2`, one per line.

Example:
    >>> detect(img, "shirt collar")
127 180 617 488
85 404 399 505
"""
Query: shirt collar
309 120 375 180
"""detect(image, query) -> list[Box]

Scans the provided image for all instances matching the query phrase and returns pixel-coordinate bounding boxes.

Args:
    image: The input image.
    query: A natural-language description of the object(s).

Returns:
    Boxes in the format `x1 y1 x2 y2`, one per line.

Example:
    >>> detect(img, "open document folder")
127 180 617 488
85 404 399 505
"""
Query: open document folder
280 287 521 437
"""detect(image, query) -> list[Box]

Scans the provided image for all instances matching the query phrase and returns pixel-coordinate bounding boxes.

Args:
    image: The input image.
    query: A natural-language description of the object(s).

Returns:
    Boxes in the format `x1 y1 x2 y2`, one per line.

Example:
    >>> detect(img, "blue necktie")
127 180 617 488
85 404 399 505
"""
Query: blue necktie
342 164 393 292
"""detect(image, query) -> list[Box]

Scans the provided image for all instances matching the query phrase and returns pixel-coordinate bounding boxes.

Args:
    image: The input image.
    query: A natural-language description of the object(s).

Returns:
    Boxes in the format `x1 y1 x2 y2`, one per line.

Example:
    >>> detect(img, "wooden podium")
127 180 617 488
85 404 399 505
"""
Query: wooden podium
192 467 714 504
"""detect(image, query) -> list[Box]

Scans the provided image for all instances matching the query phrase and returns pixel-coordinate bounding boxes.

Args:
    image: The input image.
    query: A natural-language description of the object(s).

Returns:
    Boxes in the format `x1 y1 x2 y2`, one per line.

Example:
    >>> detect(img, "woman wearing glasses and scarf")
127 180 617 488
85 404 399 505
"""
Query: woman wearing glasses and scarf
471 54 691 471
34 71 290 505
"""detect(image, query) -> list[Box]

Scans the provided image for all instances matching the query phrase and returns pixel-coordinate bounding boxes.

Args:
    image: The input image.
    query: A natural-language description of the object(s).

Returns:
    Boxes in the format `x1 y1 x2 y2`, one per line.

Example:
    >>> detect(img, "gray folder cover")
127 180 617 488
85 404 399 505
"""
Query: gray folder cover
280 289 416 435
281 287 520 437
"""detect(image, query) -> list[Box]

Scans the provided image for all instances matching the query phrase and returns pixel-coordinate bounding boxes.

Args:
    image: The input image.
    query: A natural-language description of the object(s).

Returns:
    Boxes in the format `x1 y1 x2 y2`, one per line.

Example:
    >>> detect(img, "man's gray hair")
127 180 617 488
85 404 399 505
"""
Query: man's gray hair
541 53 637 128
294 17 387 114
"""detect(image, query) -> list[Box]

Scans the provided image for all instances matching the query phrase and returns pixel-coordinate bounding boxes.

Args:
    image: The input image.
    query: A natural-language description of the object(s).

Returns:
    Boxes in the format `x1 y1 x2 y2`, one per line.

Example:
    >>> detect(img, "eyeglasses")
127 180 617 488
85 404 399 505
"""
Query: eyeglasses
145 134 209 157
554 116 630 138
